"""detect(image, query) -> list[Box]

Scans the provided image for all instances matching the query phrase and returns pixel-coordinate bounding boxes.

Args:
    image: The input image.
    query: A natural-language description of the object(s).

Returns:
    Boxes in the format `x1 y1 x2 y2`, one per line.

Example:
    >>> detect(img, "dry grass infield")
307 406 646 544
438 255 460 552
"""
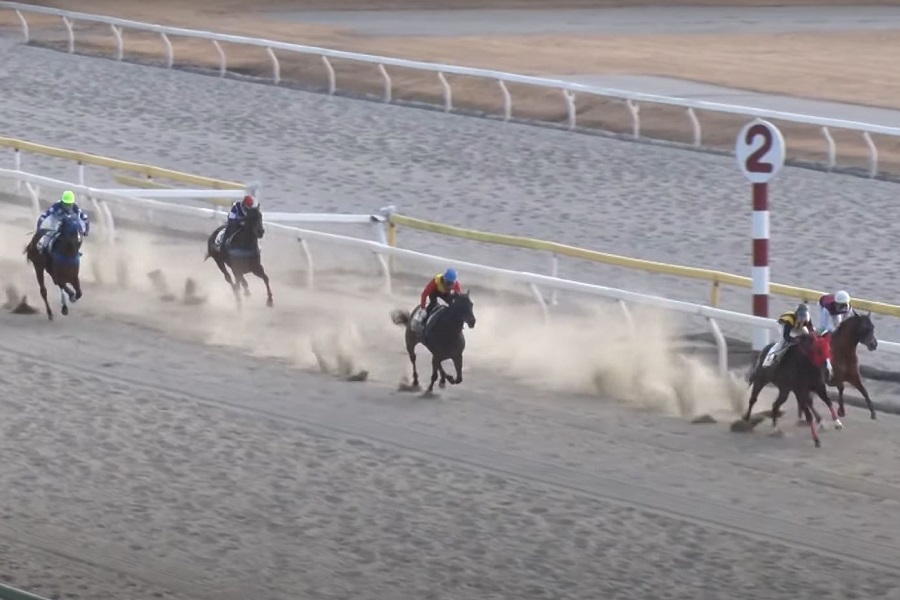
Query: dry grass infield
6 0 900 175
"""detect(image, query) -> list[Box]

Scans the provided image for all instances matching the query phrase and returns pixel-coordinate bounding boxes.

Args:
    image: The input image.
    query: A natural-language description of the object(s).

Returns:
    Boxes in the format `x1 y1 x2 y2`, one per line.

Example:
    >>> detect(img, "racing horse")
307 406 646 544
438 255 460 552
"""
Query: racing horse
205 205 273 308
24 213 84 321
390 291 477 394
745 333 835 448
824 310 878 419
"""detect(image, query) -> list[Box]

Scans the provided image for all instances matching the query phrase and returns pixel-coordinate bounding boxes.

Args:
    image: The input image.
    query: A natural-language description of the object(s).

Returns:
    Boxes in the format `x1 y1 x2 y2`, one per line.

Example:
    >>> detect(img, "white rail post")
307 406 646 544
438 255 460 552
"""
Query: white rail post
548 253 559 306
62 16 74 53
530 283 549 322
707 317 728 374
322 56 336 95
298 237 314 289
563 90 576 130
15 9 29 42
13 147 22 194
687 108 701 147
498 80 512 122
378 64 392 103
626 99 640 138
735 118 786 356
821 126 836 171
438 72 452 112
617 300 634 331
863 132 878 178
160 32 174 68
110 24 123 60
266 47 280 84
77 161 85 186
212 40 227 77
25 181 40 219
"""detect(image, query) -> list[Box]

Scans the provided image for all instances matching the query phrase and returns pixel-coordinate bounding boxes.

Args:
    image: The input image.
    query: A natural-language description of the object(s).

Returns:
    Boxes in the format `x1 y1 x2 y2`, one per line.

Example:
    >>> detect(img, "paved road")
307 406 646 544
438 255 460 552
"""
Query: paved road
267 5 900 36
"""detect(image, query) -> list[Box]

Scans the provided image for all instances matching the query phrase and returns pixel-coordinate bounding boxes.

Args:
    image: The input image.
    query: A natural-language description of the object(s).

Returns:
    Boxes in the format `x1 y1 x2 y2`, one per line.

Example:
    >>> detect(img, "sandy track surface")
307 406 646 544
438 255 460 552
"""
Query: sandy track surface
9 1 900 174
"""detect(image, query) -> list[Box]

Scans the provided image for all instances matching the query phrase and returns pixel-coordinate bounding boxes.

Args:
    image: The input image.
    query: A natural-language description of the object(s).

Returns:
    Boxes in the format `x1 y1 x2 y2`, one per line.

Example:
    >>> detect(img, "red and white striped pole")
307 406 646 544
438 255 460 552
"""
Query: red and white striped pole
735 119 785 354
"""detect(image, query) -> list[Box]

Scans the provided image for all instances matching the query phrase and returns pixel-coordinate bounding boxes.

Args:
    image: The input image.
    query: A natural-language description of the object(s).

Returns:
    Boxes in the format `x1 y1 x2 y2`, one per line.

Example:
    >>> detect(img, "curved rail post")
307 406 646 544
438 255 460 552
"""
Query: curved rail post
298 237 314 288
707 317 728 375
62 16 74 53
821 126 836 171
549 253 559 306
376 252 392 294
626 100 640 139
99 199 116 245
498 80 512 122
15 10 29 42
266 47 280 84
212 40 227 77
530 283 550 322
77 161 85 186
863 131 878 178
687 108 701 147
25 181 40 219
13 148 22 194
322 56 336 95
563 89 576 130
160 32 174 68
110 24 124 60
378 63 392 102
438 72 452 112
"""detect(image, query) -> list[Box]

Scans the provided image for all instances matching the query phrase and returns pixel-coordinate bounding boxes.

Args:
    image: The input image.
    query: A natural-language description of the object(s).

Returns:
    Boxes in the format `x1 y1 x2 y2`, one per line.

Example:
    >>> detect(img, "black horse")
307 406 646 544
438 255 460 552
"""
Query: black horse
24 214 84 321
391 291 477 394
745 333 834 448
205 206 273 308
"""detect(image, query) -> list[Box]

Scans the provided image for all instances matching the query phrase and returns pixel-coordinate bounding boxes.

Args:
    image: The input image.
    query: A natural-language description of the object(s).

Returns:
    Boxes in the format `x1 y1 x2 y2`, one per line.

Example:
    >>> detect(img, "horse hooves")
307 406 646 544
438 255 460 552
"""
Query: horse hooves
345 370 368 382
420 389 437 399
834 420 844 430
730 418 755 433
397 383 420 393
61 306 69 316
439 380 447 389
691 414 717 424
814 439 822 448
266 299 273 308
871 412 878 420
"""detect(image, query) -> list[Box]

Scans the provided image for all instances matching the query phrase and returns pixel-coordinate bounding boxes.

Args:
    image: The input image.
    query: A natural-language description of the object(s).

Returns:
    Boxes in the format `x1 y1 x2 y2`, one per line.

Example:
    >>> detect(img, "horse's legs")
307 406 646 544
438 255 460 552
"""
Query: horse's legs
836 382 847 418
770 387 791 429
33 263 52 320
814 381 843 430
427 355 441 393
58 283 69 316
450 353 463 385
800 392 822 448
250 261 273 307
744 378 766 421
405 331 419 389
848 372 877 419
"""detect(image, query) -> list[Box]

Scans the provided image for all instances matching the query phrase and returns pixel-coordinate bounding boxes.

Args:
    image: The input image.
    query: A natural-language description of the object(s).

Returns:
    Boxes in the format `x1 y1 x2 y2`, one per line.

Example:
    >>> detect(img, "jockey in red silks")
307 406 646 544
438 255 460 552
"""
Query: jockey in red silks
817 290 852 335
411 268 461 333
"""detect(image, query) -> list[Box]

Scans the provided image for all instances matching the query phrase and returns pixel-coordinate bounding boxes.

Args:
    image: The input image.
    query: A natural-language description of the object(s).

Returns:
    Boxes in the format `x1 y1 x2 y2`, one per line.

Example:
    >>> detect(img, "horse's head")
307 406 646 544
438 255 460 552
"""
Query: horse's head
849 310 878 351
449 290 476 329
244 205 265 239
56 215 83 253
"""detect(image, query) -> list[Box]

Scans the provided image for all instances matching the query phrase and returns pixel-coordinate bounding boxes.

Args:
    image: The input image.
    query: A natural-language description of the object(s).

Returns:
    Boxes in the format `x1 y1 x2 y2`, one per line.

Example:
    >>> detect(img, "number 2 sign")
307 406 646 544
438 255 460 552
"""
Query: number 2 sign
735 118 786 184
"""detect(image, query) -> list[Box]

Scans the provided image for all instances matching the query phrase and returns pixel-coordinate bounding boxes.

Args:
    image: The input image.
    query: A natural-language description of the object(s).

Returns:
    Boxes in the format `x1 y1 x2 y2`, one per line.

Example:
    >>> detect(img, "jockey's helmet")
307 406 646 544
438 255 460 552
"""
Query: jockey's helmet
834 290 851 307
242 195 257 210
443 268 458 285
796 303 810 324
60 190 75 210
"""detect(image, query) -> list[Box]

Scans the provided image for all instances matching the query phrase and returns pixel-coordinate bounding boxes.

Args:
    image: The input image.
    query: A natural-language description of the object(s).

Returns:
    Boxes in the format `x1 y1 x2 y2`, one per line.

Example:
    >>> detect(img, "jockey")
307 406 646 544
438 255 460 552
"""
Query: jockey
35 190 90 248
412 268 461 332
818 289 852 334
222 194 258 245
762 303 815 368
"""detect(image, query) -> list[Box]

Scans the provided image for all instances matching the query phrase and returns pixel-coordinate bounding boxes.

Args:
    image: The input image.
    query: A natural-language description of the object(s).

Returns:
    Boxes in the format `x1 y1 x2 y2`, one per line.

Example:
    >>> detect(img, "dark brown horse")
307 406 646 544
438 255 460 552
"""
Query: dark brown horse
745 333 835 448
390 291 476 394
205 206 273 308
823 310 878 419
24 214 84 321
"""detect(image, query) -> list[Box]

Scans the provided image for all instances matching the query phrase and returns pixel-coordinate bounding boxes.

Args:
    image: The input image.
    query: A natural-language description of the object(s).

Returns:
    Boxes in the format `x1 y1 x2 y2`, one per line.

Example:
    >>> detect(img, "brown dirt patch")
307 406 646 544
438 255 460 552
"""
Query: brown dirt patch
6 1 900 175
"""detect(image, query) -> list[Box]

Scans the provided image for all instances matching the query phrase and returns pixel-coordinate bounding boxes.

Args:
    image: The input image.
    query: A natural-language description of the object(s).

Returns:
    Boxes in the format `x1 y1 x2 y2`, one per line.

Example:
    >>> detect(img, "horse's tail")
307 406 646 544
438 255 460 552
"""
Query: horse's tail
391 309 410 327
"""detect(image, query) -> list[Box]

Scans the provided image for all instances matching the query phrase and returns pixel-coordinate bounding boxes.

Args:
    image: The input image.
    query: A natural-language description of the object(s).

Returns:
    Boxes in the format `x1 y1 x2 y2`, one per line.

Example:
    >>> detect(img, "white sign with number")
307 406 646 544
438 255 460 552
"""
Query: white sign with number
735 119 786 184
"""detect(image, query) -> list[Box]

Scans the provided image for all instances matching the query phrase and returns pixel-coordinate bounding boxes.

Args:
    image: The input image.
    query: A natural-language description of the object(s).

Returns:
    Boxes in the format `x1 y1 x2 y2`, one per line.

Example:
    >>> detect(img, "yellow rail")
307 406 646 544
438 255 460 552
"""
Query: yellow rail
388 214 900 318
0 136 245 190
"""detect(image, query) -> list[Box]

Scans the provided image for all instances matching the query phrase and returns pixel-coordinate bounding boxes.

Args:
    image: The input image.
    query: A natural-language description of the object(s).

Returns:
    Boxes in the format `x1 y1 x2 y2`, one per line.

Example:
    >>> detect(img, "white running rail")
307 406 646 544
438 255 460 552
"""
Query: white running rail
5 167 900 374
3 2 900 177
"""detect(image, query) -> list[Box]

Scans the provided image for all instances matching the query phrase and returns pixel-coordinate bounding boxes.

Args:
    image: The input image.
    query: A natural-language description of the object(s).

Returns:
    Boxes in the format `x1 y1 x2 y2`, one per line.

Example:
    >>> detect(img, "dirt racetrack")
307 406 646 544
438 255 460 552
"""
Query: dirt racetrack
4 3 900 598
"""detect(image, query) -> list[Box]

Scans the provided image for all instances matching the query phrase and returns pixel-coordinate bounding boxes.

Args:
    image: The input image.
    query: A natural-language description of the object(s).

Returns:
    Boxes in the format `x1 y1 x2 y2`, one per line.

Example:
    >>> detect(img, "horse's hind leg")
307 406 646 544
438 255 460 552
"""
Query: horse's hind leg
744 378 766 421
836 382 847 418
33 264 52 320
814 382 842 430
405 331 420 389
801 392 821 448
251 262 273 307
848 373 877 420
770 387 791 429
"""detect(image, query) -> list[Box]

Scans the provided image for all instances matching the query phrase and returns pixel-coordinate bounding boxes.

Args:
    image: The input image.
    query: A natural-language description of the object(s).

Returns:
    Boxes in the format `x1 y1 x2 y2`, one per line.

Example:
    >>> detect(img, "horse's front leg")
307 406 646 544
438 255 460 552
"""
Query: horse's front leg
770 387 791 429
58 283 70 316
744 378 766 421
251 262 273 308
72 275 82 302
814 382 842 430
450 353 463 385
836 382 846 418
426 355 441 393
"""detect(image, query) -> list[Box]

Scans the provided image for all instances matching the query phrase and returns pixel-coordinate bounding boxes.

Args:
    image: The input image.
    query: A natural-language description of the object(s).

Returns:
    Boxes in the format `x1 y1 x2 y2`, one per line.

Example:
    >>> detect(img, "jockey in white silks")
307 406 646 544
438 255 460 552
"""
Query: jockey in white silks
35 190 90 251
817 290 852 335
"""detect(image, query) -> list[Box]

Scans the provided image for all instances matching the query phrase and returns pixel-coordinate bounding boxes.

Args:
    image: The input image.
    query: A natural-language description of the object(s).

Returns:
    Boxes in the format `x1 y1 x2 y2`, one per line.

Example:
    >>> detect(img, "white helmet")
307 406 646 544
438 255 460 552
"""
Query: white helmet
835 290 851 305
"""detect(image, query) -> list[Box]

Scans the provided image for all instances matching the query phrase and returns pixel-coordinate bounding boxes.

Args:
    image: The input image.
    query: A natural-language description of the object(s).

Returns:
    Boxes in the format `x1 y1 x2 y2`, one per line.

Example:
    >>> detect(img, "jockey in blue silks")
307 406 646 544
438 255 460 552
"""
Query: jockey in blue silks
221 194 258 247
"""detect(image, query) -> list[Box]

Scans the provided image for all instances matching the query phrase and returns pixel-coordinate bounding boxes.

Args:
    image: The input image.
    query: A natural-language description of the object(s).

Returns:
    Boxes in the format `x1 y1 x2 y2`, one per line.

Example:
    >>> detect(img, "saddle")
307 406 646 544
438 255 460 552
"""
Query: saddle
34 230 58 255
415 304 447 342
